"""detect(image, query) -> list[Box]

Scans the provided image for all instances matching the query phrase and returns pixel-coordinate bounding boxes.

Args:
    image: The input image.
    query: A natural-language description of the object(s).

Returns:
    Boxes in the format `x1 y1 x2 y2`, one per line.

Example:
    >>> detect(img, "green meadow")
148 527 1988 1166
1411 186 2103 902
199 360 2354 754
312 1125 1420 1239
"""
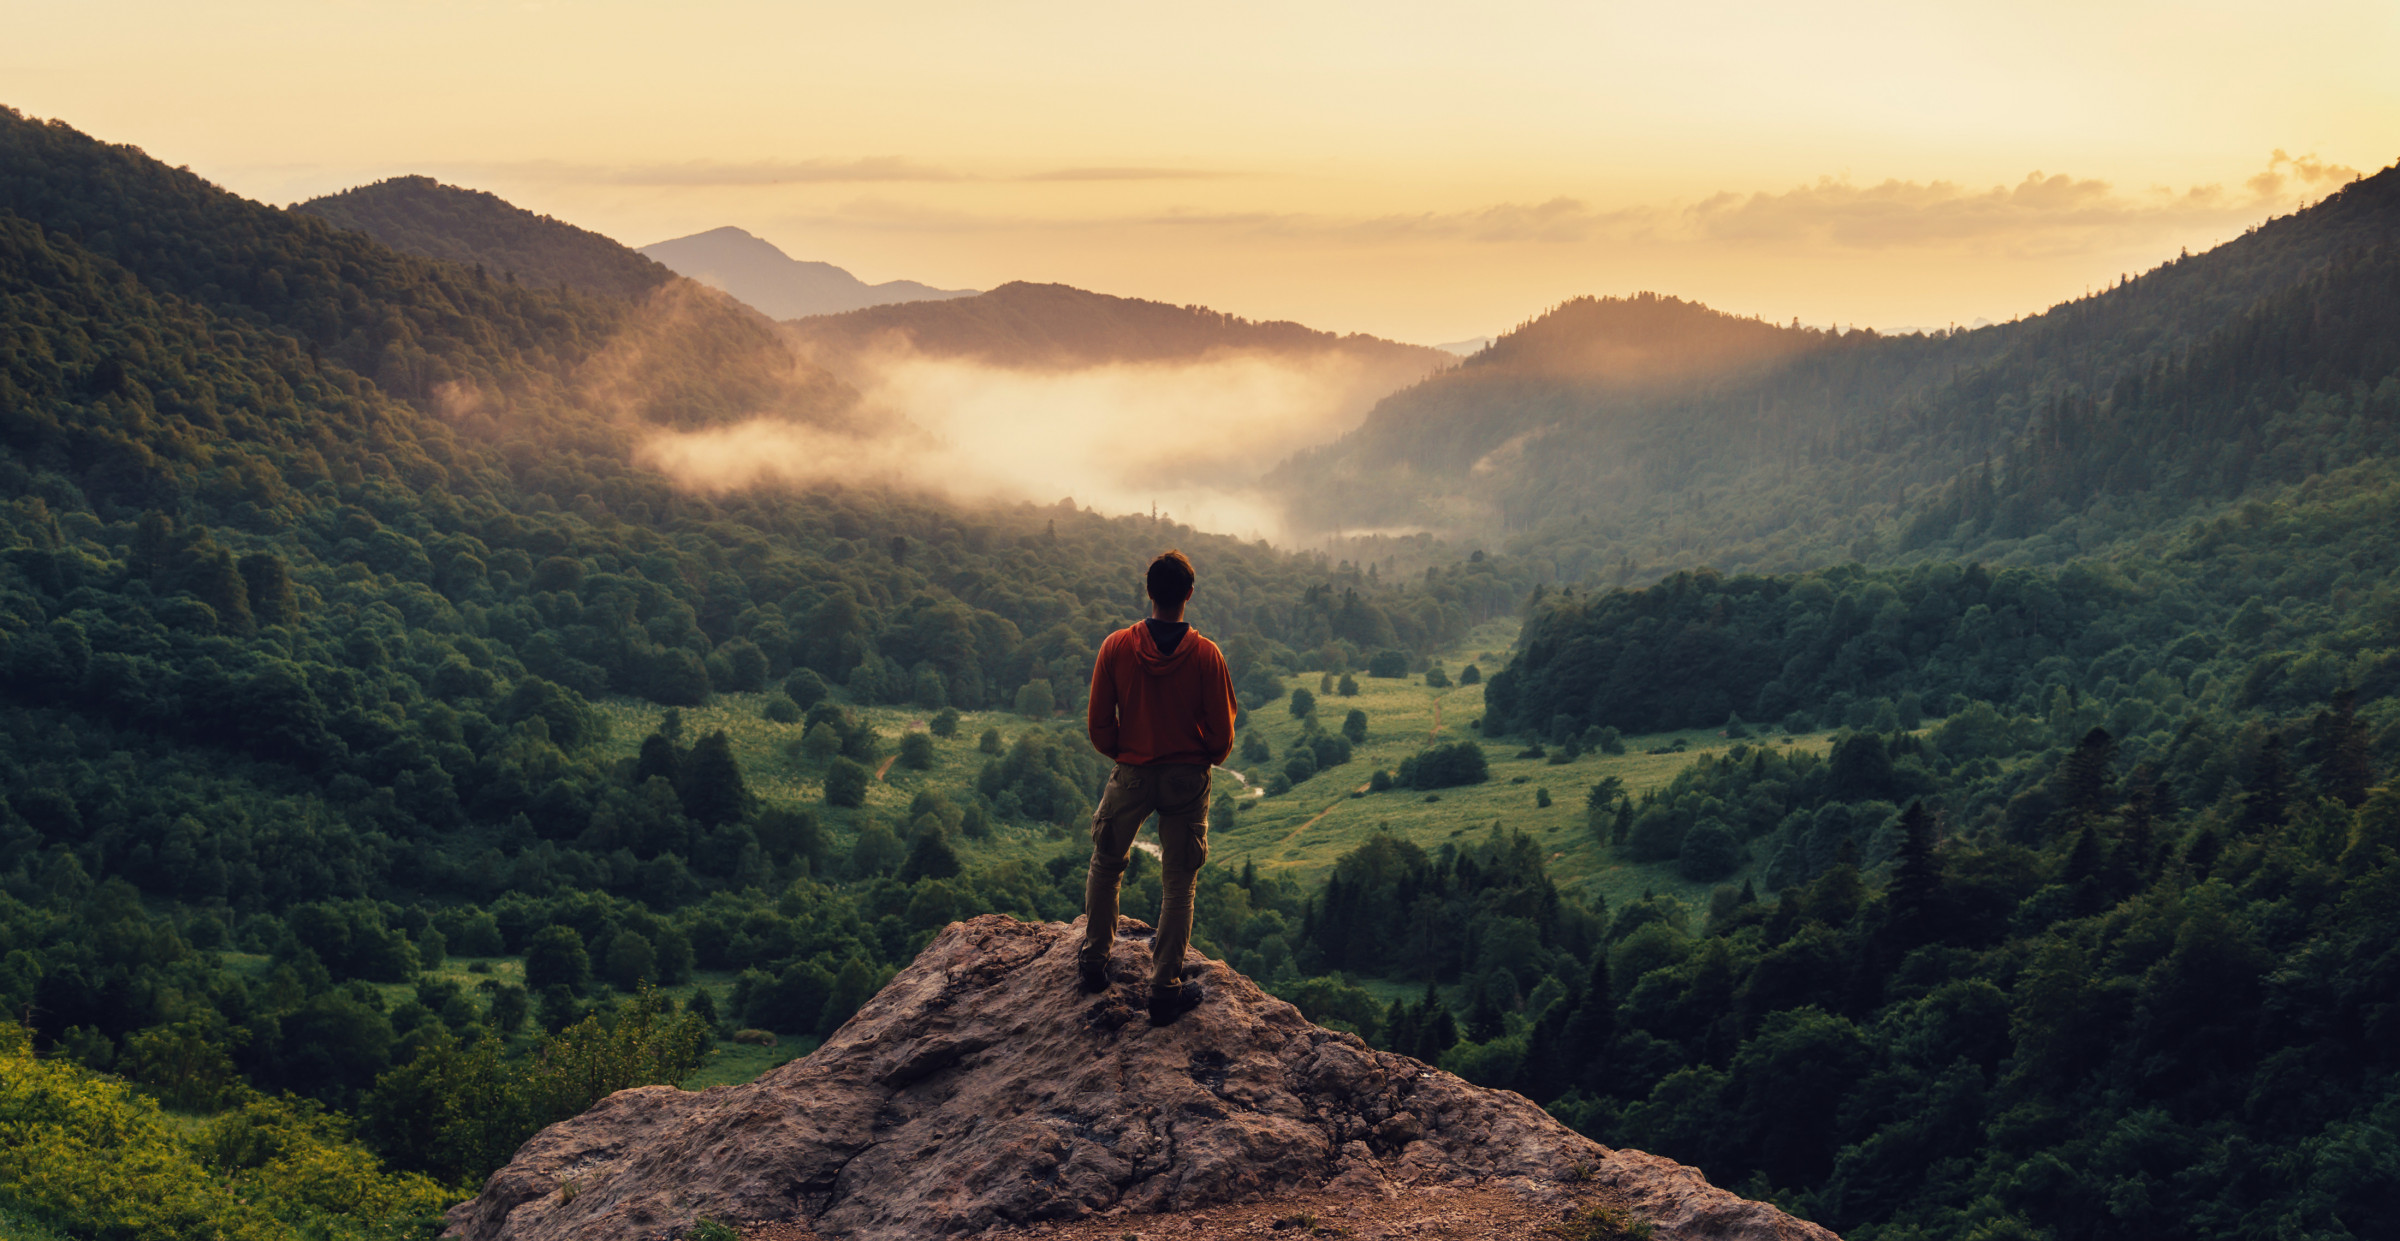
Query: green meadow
588 616 1830 924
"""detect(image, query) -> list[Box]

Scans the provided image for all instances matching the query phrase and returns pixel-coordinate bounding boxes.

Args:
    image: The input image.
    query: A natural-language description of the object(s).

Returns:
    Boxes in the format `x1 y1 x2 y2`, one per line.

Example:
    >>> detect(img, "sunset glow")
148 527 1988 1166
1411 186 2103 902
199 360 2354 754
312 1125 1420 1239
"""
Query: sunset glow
10 0 2397 338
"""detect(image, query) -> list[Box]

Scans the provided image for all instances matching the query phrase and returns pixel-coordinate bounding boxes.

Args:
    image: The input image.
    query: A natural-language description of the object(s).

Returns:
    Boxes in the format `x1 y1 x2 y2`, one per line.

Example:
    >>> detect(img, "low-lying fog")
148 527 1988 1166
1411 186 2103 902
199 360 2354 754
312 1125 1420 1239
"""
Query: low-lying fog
637 347 1422 542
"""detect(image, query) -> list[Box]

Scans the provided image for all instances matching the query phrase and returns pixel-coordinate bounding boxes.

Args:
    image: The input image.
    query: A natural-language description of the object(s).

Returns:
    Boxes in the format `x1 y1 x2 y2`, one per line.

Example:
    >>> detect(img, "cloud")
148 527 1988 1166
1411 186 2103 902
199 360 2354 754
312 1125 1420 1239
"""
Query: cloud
605 157 963 186
767 151 2362 261
1019 166 1235 182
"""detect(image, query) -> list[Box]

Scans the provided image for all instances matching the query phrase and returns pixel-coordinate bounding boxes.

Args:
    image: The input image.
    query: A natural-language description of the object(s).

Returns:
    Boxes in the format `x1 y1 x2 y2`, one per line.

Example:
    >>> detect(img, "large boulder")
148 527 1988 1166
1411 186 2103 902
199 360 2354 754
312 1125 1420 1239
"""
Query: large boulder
449 915 1837 1241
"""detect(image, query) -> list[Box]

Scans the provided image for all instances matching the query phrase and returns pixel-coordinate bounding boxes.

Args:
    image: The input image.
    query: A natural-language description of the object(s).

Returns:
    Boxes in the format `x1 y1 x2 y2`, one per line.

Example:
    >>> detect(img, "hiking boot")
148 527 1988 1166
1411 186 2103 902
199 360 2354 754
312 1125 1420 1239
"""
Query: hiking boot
1148 979 1205 1025
1077 955 1110 994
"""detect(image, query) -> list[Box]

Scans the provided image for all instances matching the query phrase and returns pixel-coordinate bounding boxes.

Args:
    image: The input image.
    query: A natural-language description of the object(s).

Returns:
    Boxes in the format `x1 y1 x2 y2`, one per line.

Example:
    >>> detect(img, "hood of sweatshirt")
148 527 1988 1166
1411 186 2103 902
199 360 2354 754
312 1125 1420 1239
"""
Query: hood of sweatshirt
1130 621 1198 675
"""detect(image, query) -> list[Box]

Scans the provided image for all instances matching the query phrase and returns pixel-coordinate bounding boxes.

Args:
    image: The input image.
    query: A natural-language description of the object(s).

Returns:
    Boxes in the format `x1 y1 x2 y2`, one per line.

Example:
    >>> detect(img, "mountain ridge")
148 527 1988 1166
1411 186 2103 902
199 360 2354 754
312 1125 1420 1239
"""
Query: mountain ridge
640 226 976 319
293 175 675 302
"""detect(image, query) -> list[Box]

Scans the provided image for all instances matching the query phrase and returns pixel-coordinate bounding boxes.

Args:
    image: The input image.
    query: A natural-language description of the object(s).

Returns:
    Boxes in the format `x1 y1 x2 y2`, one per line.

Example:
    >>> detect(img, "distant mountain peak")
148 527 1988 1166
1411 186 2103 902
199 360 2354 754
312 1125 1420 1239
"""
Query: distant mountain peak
638 228 974 320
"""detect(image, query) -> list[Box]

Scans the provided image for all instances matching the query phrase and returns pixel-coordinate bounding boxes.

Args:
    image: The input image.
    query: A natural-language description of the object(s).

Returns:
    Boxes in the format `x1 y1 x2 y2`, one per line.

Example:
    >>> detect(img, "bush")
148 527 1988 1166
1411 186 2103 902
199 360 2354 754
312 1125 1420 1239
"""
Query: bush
979 727 1002 754
1337 673 1360 696
1289 687 1316 718
1342 709 1368 743
1284 752 1319 785
930 707 961 738
1308 733 1353 768
784 668 831 709
1425 663 1451 689
899 731 935 770
1678 823 1744 881
524 925 590 994
1459 664 1481 685
1369 768 1394 791
1241 732 1273 763
1398 741 1489 788
824 757 871 807
1536 787 1553 808
1597 726 1625 754
1013 679 1056 718
1367 649 1410 678
0 1027 453 1241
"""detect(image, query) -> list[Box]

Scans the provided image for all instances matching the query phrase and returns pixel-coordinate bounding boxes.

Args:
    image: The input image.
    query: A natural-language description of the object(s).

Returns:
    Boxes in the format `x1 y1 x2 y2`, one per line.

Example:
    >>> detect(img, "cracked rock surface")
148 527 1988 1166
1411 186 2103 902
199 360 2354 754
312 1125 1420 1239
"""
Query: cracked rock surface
447 915 1838 1241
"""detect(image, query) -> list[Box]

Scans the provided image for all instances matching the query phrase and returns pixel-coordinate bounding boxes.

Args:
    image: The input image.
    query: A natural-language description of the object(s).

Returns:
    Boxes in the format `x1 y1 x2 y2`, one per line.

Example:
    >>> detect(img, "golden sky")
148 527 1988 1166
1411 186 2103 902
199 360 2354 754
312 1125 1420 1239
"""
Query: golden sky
9 0 2395 342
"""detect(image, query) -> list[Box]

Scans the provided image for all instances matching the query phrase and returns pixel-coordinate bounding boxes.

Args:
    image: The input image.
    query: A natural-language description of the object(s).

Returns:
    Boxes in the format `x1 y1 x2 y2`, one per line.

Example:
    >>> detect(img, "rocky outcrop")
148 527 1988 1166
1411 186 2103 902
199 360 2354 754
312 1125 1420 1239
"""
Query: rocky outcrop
448 915 1838 1241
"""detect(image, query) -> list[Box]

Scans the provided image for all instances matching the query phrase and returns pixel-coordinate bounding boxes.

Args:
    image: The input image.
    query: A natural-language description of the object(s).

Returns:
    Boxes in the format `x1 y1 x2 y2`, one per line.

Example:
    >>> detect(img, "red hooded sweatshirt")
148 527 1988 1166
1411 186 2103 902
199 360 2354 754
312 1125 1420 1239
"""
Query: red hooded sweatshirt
1086 621 1237 768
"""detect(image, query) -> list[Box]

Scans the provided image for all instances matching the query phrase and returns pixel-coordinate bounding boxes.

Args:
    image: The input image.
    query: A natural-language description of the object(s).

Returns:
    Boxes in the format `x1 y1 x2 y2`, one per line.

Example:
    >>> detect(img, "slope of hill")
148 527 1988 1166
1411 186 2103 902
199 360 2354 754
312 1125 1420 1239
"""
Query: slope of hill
1275 165 2400 580
0 110 1531 1214
639 226 974 319
293 175 674 301
0 110 856 432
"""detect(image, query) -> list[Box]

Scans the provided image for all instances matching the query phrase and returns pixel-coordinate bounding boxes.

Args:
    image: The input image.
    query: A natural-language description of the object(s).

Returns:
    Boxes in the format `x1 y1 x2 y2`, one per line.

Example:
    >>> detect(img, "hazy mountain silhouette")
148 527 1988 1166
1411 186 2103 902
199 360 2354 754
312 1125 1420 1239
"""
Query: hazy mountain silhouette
787 279 1451 374
639 226 975 319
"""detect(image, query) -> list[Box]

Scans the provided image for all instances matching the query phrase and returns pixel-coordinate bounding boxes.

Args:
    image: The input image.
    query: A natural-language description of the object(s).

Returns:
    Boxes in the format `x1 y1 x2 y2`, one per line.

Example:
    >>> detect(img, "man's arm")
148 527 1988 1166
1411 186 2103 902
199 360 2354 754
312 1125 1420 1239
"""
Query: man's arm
1086 634 1121 759
1199 644 1237 767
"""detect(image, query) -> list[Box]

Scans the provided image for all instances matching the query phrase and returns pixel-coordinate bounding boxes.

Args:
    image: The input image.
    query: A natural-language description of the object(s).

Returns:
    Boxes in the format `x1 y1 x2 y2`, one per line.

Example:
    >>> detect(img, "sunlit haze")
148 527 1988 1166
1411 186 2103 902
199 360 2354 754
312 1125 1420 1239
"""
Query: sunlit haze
9 0 2394 341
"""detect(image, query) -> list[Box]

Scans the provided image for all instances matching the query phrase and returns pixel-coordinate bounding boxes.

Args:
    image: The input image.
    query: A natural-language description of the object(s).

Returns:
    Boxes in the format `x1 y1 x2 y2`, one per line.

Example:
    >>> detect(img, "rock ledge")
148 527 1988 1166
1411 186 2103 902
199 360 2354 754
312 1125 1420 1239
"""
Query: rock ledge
448 915 1837 1241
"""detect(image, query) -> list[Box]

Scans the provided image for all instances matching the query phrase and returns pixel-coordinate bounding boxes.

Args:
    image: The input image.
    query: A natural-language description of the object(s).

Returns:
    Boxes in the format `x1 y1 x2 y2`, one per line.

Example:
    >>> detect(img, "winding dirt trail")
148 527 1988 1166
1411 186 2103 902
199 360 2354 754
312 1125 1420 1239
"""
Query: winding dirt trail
874 755 897 782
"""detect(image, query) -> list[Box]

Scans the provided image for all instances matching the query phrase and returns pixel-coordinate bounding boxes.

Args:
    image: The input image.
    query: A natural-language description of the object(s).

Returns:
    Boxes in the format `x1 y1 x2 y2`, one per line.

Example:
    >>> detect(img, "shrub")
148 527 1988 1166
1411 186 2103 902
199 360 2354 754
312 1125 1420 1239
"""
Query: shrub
1342 709 1368 743
524 925 590 994
1307 733 1353 768
1337 673 1360 696
824 757 871 807
899 731 935 770
1536 787 1553 808
762 694 802 723
1013 679 1056 718
1597 725 1625 754
978 727 1002 754
1369 768 1394 791
784 668 831 709
930 707 961 738
1425 663 1450 689
1284 752 1319 785
1678 823 1744 881
1289 687 1317 719
1367 649 1410 678
1241 732 1273 763
1459 664 1481 685
1398 741 1489 788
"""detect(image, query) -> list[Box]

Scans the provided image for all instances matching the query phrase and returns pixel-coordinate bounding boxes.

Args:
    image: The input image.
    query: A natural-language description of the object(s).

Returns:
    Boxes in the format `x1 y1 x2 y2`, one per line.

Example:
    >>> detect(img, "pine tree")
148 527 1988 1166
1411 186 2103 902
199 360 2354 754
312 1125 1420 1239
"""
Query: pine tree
1559 954 1614 1092
2055 727 2118 830
1889 800 1942 945
2319 690 2373 807
679 730 751 827
634 732 682 790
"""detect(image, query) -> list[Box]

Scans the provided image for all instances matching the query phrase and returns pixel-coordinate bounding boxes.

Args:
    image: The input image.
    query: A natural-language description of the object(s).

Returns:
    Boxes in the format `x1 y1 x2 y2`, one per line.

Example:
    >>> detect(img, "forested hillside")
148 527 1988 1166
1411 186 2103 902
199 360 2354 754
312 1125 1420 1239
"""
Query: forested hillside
0 107 1535 1234
5 97 2400 1241
294 176 674 301
1277 164 2400 584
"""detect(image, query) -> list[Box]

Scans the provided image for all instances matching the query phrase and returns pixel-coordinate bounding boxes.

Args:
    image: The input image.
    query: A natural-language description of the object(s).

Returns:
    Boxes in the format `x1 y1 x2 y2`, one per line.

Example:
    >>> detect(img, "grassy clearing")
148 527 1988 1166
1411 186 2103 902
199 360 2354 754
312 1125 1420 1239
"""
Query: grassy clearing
590 618 1834 918
589 694 1082 872
1200 619 1834 914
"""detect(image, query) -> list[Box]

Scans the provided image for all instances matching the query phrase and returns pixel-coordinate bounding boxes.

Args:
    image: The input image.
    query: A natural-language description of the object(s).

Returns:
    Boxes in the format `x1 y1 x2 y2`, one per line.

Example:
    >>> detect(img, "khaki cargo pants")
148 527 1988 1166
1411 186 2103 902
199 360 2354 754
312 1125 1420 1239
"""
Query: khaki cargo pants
1081 761 1211 993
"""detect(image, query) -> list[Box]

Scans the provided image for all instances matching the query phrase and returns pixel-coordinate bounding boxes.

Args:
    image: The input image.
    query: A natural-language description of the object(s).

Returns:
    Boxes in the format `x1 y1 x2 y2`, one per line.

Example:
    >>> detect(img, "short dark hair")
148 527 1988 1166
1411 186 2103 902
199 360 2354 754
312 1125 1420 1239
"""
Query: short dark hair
1146 549 1195 603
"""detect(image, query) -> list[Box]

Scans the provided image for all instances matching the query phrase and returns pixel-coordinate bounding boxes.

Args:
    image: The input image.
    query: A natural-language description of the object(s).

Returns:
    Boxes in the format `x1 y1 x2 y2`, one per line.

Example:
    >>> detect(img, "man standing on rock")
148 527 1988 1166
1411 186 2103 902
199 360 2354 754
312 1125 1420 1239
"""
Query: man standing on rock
1083 549 1238 1024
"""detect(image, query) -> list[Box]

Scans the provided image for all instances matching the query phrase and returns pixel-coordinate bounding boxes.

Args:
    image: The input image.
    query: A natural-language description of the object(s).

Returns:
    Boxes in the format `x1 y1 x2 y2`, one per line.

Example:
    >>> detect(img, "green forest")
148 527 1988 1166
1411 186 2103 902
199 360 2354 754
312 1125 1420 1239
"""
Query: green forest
2 101 2398 1241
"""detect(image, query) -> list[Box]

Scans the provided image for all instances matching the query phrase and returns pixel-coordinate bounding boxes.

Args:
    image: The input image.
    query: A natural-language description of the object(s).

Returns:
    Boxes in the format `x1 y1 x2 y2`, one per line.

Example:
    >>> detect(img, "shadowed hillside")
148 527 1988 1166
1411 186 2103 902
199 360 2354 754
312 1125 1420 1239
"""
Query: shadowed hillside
294 176 675 301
